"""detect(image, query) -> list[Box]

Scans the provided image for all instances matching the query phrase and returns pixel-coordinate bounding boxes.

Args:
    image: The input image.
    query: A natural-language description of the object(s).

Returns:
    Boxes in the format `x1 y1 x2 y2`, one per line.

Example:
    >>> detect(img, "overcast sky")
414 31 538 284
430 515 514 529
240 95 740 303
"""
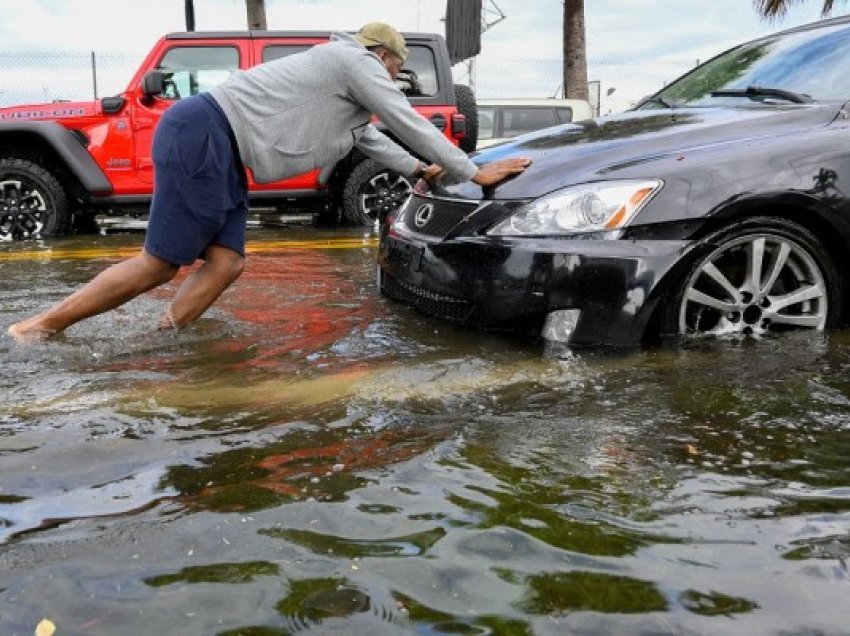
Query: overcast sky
0 0 844 110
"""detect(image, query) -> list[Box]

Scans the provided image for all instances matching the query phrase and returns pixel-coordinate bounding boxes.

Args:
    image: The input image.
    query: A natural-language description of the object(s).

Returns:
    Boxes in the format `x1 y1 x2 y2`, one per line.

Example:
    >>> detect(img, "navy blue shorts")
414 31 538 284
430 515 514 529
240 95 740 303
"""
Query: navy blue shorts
144 93 248 267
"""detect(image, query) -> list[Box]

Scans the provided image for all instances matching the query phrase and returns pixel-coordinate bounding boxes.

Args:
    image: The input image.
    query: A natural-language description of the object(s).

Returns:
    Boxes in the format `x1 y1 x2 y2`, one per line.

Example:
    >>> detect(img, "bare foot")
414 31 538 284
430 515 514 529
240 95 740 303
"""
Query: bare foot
156 308 180 331
7 321 54 343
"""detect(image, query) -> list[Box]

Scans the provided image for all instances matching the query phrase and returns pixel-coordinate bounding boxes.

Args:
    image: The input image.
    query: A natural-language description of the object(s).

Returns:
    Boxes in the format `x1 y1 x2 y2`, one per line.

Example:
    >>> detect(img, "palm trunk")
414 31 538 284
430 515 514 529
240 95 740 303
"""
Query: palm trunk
563 0 588 100
246 0 267 30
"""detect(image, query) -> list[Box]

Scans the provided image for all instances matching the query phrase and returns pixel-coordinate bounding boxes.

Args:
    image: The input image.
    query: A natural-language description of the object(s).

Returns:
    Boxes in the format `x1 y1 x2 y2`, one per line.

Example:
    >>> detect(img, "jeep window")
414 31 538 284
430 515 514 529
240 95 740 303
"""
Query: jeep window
400 45 438 97
156 46 240 100
262 45 313 63
502 107 561 138
262 42 437 97
651 22 850 107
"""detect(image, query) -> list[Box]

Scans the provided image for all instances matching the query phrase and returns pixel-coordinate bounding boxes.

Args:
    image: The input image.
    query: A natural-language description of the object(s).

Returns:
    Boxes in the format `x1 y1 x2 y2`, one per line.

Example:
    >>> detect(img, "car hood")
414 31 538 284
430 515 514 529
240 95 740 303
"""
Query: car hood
434 104 843 200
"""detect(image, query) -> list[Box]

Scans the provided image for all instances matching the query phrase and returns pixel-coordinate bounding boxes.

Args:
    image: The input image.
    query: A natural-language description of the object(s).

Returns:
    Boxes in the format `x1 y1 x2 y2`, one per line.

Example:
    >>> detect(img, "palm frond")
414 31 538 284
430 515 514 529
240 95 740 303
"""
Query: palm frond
753 0 841 18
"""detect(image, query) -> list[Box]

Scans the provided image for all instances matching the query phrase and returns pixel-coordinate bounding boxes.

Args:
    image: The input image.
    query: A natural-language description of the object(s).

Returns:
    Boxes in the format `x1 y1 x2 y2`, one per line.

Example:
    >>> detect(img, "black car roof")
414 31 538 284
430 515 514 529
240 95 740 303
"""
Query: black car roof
755 13 850 39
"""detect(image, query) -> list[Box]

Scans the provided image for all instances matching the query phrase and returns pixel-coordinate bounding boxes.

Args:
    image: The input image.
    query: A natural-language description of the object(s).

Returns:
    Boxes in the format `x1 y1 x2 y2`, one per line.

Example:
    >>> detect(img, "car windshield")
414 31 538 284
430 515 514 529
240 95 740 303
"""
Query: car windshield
648 21 850 107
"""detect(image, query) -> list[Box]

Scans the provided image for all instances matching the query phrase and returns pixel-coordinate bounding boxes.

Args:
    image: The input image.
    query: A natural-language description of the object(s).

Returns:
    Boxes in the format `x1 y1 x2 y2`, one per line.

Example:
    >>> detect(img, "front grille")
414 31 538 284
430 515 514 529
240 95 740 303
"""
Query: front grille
382 273 472 323
400 195 480 238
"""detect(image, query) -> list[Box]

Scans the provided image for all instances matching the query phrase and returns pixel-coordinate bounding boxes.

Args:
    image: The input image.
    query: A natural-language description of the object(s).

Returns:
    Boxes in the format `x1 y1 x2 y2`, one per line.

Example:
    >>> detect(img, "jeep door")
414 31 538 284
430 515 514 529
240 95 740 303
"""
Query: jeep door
248 36 328 194
131 39 248 186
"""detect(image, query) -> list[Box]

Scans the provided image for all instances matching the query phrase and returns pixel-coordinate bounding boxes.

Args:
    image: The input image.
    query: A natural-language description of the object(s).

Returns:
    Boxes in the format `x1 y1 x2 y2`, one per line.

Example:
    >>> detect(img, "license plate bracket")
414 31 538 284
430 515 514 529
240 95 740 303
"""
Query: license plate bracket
388 238 424 271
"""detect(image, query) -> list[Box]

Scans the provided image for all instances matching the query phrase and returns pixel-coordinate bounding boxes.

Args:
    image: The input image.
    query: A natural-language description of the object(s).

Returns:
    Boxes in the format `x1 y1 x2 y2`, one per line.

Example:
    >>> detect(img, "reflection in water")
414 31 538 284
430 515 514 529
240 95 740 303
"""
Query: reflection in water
261 526 446 558
519 571 668 614
144 561 280 586
2 230 850 634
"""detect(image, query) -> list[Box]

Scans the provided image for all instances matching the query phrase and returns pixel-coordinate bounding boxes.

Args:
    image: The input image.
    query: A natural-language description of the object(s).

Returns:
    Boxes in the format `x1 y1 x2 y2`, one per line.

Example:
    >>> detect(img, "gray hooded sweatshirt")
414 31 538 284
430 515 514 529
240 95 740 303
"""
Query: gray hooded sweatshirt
210 32 478 184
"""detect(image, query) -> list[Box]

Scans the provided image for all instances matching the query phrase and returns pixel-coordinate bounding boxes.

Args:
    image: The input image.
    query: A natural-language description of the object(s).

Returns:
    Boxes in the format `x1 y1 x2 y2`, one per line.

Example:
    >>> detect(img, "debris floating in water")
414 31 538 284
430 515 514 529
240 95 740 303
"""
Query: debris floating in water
35 619 56 636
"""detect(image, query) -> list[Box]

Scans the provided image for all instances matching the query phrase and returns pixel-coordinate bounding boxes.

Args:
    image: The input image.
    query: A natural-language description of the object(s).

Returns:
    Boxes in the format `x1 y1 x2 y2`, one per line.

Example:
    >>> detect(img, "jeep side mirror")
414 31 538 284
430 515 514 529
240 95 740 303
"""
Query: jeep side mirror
141 70 165 100
395 69 422 97
101 96 126 114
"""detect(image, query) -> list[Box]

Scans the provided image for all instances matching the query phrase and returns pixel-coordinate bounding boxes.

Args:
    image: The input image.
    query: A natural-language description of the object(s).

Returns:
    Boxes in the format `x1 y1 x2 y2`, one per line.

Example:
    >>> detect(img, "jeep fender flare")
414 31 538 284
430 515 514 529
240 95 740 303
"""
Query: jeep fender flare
0 121 113 194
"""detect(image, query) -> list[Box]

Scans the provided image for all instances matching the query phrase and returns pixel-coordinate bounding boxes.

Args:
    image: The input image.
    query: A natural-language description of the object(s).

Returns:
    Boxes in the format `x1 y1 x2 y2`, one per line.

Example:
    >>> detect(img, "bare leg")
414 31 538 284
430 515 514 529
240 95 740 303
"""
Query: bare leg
158 244 245 329
8 249 179 341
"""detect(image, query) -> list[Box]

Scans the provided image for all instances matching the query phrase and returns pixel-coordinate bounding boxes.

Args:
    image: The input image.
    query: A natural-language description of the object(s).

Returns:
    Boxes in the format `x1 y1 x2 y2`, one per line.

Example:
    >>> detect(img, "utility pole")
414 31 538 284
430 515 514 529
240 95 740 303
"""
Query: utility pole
185 0 195 31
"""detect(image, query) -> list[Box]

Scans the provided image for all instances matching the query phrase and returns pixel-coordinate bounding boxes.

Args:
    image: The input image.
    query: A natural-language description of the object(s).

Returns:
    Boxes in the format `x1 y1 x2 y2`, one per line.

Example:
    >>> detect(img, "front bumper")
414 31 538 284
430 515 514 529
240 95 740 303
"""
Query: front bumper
378 229 691 347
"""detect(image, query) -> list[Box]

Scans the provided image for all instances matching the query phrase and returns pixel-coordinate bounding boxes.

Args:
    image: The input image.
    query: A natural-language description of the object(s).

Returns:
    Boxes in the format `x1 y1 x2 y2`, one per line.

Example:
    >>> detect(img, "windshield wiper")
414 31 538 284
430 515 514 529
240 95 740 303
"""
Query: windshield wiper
710 85 813 104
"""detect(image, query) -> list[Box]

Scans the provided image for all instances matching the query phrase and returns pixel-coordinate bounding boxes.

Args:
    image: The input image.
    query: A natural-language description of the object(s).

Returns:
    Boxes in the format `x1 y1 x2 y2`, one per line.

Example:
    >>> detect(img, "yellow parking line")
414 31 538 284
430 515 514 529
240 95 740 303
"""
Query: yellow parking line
0 237 379 262
250 238 379 252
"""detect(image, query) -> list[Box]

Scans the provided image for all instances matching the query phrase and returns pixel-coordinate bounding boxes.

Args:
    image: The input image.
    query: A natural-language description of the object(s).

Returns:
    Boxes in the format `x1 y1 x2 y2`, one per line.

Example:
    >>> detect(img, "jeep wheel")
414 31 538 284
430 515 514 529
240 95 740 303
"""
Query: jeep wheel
342 159 412 228
0 158 69 241
454 84 478 153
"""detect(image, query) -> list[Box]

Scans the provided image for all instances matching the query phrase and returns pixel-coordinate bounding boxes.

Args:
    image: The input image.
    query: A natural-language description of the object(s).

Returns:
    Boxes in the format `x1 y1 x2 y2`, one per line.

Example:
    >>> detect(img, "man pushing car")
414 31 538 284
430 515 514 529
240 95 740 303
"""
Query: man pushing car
8 22 530 342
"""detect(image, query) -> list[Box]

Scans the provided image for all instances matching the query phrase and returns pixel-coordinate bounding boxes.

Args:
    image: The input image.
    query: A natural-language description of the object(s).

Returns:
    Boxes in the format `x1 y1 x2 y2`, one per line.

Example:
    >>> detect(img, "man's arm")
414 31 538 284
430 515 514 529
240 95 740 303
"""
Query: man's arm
346 54 531 186
354 124 530 188
354 124 421 177
345 55 478 182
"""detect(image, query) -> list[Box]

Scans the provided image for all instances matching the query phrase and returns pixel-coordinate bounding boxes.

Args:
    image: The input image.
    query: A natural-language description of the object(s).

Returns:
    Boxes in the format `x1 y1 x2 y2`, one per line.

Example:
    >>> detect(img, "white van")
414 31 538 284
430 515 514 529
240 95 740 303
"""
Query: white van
476 98 594 149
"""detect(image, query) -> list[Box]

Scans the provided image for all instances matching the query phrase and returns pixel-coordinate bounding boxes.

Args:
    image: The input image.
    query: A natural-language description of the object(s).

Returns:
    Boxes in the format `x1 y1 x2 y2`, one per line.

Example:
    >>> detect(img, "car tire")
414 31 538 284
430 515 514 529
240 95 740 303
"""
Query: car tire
0 157 70 241
453 84 478 153
341 159 412 228
660 217 841 339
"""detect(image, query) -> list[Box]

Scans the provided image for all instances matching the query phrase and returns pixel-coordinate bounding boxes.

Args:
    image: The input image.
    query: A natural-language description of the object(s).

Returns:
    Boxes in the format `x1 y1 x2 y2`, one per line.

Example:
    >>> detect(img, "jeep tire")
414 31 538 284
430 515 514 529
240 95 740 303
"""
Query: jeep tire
454 84 478 153
0 157 70 241
341 159 413 227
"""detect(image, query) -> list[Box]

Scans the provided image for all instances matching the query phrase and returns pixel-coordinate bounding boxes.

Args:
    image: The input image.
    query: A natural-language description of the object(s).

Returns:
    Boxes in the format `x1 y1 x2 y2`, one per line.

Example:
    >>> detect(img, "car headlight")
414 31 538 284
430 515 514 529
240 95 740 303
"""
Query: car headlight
487 179 662 236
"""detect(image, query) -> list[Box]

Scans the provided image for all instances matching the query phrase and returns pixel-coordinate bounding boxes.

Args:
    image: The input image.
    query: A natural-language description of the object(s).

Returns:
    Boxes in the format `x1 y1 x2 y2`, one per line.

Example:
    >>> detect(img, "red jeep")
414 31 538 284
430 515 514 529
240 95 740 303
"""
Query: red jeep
0 30 477 241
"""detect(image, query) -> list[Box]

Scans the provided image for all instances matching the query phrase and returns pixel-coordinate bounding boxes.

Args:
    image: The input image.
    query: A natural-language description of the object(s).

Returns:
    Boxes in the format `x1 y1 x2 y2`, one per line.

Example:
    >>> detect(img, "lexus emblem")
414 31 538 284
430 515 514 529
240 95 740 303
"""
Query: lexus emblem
414 203 434 228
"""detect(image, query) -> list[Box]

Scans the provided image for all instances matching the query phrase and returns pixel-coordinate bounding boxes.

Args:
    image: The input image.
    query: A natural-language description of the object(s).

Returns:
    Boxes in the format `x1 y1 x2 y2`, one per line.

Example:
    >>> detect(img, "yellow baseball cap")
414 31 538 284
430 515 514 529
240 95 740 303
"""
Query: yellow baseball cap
354 22 408 61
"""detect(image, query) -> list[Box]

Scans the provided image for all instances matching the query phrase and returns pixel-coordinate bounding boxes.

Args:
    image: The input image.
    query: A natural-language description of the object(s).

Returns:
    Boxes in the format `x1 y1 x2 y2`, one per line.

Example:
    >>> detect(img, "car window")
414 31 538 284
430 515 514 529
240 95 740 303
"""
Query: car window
502 107 559 137
655 22 850 105
156 46 240 100
262 44 313 63
478 106 495 139
554 107 574 123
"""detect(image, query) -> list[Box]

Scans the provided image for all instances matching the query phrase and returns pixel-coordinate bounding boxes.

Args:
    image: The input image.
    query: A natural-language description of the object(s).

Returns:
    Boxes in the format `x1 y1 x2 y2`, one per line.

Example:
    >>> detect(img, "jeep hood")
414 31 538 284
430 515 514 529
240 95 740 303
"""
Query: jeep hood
435 104 843 200
0 100 101 123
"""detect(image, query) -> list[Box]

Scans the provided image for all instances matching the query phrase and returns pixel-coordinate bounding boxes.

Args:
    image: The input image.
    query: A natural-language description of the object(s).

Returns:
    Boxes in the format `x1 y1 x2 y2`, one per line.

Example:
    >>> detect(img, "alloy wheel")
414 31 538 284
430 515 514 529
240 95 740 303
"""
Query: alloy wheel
678 232 827 337
358 171 412 227
0 179 47 241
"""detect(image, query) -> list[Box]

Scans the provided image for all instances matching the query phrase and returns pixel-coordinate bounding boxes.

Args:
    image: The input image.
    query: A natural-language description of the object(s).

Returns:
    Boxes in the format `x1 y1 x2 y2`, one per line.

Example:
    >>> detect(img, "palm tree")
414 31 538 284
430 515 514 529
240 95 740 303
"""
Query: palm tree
185 0 267 30
562 0 588 100
752 0 844 17
246 0 267 30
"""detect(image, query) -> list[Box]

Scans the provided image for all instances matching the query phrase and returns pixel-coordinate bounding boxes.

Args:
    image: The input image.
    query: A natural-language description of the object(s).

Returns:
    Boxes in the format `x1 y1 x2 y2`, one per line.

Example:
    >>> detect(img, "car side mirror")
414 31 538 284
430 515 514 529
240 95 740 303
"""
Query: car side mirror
141 70 165 101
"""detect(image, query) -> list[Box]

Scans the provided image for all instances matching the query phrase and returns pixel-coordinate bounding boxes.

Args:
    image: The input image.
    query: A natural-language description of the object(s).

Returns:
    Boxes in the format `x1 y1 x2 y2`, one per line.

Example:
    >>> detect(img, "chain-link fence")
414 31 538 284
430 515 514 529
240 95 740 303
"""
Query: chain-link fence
0 50 697 116
0 52 144 107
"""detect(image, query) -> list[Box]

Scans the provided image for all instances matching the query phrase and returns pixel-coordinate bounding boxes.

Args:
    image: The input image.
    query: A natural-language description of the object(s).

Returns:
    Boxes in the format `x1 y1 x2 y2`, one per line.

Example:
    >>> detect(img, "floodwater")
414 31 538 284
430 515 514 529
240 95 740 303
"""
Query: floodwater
2 226 850 636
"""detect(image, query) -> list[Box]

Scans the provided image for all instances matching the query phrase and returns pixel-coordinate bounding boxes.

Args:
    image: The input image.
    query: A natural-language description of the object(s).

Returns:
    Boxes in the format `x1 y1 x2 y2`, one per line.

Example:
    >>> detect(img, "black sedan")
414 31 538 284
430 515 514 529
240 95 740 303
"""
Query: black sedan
378 15 850 347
